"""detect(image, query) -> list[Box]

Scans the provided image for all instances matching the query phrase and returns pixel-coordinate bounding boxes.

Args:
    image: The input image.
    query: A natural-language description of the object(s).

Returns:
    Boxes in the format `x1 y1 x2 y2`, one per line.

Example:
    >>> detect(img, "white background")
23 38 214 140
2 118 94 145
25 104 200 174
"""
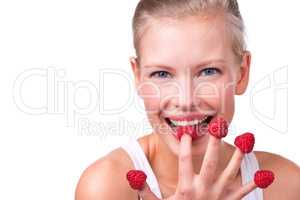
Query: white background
0 0 299 199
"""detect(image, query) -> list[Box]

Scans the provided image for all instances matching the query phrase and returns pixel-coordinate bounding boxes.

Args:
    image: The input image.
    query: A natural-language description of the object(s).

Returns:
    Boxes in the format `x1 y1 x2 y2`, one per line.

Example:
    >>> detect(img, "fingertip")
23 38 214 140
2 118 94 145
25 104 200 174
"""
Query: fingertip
249 180 258 189
209 134 221 145
179 134 192 155
181 133 192 142
138 181 149 195
233 147 244 161
233 180 257 199
247 181 258 193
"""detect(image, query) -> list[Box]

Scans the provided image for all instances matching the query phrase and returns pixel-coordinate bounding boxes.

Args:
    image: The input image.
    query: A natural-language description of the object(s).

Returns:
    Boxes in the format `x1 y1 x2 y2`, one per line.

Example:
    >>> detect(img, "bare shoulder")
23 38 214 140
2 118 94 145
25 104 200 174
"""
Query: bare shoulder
75 147 138 200
255 151 300 200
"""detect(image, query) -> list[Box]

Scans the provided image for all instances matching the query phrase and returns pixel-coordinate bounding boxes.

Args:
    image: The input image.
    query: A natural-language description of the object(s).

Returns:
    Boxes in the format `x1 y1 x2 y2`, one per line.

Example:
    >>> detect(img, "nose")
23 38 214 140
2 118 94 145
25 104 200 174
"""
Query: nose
175 76 196 112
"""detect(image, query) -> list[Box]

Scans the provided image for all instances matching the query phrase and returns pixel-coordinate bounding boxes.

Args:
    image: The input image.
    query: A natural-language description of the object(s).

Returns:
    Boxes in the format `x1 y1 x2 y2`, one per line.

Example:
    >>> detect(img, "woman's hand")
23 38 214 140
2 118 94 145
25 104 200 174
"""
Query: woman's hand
135 134 261 200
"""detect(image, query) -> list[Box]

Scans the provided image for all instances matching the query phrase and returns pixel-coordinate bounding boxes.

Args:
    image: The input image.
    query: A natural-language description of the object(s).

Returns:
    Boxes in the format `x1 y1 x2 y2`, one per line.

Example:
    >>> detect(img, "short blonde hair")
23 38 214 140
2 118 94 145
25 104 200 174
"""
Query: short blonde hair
132 0 246 62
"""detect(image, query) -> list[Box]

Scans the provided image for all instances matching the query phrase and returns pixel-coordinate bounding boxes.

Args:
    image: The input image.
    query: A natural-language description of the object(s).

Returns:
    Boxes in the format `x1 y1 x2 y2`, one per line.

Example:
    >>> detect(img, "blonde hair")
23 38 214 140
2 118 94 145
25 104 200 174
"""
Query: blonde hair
132 0 246 62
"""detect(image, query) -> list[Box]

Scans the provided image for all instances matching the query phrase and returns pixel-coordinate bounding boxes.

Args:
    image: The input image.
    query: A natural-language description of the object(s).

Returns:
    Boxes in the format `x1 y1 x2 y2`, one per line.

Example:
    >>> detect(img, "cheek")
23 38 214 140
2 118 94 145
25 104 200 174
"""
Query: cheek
217 80 236 121
222 83 235 115
137 82 161 114
138 81 181 115
194 80 236 115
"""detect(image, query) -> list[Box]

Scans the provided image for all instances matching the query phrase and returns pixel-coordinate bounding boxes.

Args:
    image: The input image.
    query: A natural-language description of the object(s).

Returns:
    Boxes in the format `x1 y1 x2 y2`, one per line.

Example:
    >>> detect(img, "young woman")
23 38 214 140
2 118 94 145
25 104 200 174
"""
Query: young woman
75 0 300 199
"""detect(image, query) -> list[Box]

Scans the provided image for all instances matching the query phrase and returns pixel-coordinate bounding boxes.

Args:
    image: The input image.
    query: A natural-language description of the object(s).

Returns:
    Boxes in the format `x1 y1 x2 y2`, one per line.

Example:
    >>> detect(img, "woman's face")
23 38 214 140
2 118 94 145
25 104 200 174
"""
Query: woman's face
131 14 250 155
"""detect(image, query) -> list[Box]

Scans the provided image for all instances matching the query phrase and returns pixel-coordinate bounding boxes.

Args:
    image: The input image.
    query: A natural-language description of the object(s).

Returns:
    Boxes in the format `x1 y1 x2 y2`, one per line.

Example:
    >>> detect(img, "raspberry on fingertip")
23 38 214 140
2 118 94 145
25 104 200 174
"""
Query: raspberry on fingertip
208 117 228 139
254 170 275 189
126 169 147 191
234 132 255 153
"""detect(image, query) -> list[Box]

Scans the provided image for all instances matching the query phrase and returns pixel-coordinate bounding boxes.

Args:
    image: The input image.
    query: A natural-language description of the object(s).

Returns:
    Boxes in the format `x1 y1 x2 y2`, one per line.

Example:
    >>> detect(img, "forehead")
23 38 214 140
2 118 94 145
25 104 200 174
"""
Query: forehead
138 15 235 68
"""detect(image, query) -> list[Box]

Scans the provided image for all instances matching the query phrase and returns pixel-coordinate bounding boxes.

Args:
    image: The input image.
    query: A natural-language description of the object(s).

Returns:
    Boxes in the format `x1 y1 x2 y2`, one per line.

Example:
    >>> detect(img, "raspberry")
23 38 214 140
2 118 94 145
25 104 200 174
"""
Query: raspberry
176 125 198 141
254 170 275 189
126 170 147 190
208 117 228 138
234 132 255 153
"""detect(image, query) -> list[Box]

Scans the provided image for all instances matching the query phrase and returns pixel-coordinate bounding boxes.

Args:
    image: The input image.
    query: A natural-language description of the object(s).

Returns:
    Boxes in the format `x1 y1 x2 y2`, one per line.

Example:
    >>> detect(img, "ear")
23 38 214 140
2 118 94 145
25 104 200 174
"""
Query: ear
235 51 251 95
129 56 141 89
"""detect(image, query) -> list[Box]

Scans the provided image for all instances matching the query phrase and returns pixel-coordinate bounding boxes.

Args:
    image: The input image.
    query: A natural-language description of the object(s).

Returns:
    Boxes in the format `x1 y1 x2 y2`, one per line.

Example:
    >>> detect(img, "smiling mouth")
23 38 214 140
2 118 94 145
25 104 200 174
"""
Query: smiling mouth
163 115 214 132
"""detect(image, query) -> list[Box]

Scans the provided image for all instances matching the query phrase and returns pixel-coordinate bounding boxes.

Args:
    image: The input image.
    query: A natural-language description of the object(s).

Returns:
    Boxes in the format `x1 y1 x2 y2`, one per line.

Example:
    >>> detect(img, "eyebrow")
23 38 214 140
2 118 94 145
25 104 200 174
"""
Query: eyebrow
143 59 227 70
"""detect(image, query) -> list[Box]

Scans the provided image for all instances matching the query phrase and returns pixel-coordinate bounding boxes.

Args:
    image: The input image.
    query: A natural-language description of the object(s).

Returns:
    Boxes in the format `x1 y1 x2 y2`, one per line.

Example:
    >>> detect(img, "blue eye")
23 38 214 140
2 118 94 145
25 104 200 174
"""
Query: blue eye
199 68 220 76
150 71 172 78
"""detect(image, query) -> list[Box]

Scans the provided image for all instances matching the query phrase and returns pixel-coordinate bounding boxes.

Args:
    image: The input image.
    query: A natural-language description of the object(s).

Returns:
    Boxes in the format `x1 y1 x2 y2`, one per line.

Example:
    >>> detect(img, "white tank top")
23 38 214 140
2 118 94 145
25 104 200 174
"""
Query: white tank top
121 139 263 200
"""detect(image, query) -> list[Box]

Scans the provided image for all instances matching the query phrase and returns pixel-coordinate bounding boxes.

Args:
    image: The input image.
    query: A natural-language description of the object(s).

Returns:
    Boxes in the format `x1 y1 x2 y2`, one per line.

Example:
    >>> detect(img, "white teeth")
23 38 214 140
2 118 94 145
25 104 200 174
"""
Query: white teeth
170 116 208 127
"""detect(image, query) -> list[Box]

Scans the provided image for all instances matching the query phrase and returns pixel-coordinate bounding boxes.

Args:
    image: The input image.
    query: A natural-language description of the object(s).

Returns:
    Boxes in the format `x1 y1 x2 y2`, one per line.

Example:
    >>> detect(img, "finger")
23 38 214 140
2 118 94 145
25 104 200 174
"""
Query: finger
138 182 161 200
198 135 221 185
218 133 255 188
217 148 244 188
177 134 194 192
230 180 257 200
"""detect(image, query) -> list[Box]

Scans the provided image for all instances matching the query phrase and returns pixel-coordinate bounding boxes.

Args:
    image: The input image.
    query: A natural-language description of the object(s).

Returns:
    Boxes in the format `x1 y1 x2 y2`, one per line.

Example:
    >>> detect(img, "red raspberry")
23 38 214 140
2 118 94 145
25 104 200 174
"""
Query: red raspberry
176 125 198 141
234 132 255 153
208 117 228 138
254 170 275 189
126 170 147 190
